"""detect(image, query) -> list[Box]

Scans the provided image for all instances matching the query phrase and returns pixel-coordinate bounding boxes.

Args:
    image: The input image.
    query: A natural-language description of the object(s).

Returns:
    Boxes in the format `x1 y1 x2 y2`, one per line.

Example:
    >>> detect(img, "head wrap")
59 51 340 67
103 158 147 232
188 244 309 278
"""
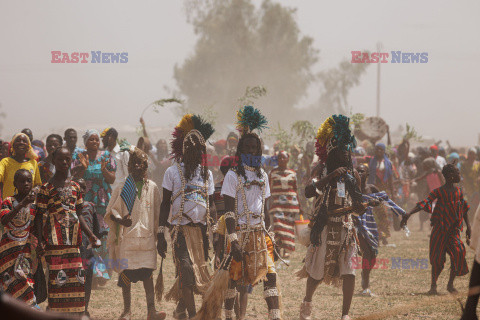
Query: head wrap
100 127 118 138
278 150 289 158
100 127 111 137
314 114 356 164
10 133 38 160
82 129 100 146
376 143 386 151
170 114 214 161
430 145 438 151
368 142 393 184
468 147 477 155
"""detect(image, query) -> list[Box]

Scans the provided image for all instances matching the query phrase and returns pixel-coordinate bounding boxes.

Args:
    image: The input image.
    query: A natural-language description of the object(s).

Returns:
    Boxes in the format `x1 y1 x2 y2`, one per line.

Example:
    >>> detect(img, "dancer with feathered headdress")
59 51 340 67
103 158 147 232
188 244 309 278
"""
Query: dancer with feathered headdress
156 114 215 319
195 106 281 320
298 114 373 320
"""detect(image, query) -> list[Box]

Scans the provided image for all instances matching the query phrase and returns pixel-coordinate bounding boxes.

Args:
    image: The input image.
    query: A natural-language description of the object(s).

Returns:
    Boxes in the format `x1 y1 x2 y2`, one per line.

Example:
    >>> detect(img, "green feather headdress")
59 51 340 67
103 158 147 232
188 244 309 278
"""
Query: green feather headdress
236 106 268 136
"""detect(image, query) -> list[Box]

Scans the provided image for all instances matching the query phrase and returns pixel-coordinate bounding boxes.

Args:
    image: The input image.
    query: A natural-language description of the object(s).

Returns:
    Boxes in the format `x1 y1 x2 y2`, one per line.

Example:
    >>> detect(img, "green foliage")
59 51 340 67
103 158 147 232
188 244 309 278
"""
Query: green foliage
291 120 316 142
404 123 423 142
351 113 365 129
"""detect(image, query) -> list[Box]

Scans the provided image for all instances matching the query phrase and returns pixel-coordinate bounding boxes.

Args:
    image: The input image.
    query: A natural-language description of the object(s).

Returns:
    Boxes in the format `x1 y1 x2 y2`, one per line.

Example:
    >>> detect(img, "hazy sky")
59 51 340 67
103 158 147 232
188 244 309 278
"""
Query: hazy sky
1 0 479 146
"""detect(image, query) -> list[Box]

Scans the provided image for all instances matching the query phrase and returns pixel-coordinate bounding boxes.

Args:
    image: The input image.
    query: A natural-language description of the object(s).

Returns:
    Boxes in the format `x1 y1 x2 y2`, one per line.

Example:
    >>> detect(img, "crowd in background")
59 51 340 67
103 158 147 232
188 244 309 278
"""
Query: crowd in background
1 120 480 317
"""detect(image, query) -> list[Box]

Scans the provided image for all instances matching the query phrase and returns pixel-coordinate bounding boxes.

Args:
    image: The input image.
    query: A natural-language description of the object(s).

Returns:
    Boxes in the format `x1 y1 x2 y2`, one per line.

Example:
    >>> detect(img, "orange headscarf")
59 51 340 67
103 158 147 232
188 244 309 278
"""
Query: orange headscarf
10 133 38 160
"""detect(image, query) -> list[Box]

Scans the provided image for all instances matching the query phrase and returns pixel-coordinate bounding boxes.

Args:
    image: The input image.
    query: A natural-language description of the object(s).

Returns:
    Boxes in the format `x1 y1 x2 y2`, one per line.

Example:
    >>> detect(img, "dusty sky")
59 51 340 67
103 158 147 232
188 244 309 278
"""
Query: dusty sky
1 0 479 146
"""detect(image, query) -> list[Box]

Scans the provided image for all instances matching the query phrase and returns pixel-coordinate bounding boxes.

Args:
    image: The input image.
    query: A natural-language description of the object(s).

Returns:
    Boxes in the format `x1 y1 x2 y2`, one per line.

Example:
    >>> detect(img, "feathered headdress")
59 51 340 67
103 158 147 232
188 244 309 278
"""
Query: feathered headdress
315 114 356 163
170 114 215 161
235 105 268 136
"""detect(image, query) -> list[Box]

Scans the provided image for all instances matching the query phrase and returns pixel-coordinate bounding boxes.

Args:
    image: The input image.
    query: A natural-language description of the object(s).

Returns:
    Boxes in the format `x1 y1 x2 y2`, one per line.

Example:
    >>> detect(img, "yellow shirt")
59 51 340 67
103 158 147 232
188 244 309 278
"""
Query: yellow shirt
0 157 42 198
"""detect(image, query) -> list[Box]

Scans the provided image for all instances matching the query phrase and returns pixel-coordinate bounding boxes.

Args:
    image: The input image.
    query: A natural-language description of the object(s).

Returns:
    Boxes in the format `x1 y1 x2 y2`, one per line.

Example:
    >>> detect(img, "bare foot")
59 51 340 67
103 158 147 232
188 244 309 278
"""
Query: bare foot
427 287 438 295
447 286 458 294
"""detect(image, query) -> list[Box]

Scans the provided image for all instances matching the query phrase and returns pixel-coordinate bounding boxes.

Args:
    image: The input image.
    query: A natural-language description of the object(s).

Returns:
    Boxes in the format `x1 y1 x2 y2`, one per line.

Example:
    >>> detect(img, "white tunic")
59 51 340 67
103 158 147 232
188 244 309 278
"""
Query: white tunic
221 168 271 226
106 179 160 271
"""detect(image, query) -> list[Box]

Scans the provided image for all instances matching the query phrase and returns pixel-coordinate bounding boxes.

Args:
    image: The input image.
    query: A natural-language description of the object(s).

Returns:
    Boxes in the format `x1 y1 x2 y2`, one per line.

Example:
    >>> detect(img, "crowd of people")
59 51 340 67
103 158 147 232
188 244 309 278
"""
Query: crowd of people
0 109 479 320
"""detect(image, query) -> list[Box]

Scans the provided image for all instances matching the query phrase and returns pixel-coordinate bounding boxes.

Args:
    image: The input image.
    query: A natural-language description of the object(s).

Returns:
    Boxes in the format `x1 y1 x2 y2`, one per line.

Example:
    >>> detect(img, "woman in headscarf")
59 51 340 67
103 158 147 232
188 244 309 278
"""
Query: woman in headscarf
72 129 116 285
0 133 42 199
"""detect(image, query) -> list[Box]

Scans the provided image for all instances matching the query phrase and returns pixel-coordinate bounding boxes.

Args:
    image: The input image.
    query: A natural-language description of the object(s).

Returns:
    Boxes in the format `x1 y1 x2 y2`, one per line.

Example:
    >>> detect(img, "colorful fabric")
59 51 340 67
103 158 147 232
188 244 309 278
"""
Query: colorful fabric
269 168 300 251
0 197 36 305
417 185 469 230
368 154 393 185
32 145 46 162
0 157 42 198
38 160 55 183
357 192 406 253
45 245 85 314
228 233 276 282
72 151 116 216
430 224 469 282
36 181 84 246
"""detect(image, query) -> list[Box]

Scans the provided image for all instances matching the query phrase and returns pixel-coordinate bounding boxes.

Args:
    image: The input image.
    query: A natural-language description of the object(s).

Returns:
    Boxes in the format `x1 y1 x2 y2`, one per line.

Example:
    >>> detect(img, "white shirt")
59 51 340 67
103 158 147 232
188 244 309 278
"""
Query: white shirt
111 144 130 193
162 162 214 225
221 168 271 226
436 156 447 169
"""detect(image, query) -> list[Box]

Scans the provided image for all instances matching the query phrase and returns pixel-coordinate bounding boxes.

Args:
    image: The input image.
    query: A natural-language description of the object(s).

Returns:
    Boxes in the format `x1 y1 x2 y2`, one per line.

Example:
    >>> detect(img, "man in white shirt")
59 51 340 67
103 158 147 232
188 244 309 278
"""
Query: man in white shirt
101 127 130 192
219 106 280 320
156 114 215 320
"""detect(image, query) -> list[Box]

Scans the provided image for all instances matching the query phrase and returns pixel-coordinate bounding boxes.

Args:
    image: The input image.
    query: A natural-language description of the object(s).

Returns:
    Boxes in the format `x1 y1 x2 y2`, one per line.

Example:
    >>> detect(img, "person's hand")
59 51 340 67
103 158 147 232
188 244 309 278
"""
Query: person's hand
157 233 167 258
20 191 35 207
368 199 381 207
332 167 348 178
78 153 89 169
118 215 132 227
466 227 472 246
89 236 101 248
400 214 411 229
140 117 145 126
230 240 243 262
101 159 107 173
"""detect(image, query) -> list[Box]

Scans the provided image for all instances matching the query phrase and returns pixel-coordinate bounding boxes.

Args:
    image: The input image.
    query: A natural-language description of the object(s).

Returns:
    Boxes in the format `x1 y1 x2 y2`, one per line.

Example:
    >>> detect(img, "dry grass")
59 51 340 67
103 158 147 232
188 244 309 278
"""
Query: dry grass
77 219 473 319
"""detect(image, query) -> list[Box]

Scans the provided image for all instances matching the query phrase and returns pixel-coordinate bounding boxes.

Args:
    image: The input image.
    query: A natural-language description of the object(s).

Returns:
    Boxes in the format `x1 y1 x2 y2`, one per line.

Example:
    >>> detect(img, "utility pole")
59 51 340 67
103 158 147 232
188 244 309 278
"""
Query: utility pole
376 42 382 117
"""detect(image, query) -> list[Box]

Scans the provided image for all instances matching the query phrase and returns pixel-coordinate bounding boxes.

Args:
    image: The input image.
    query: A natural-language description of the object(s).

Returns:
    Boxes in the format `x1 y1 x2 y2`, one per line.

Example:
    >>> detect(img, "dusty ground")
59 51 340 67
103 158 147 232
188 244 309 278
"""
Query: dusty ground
80 219 474 320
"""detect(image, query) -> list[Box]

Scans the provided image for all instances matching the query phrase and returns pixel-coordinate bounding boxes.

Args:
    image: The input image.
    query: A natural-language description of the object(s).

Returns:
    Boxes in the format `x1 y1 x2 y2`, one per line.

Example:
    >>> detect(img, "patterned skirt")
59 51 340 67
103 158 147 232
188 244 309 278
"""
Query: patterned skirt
45 245 85 314
270 194 299 252
0 236 36 305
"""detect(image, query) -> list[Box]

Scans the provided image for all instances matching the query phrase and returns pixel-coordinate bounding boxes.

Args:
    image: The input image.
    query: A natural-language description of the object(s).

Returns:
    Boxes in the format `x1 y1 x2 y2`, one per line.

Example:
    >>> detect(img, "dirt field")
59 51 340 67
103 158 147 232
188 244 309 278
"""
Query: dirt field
83 219 474 320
